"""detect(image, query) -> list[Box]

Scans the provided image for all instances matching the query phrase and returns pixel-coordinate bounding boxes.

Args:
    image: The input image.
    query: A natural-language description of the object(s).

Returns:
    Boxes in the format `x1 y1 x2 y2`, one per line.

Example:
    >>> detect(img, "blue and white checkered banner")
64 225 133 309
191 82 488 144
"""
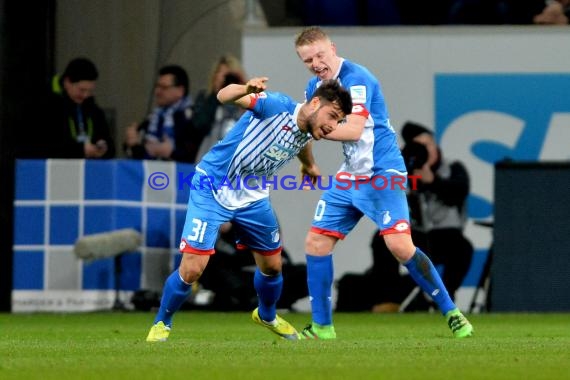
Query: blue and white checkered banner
13 159 193 312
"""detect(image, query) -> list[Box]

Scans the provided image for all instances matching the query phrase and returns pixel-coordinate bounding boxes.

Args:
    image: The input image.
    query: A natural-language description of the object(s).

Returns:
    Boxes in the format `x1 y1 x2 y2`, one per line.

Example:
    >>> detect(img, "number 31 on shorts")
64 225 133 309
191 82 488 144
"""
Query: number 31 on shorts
188 218 208 243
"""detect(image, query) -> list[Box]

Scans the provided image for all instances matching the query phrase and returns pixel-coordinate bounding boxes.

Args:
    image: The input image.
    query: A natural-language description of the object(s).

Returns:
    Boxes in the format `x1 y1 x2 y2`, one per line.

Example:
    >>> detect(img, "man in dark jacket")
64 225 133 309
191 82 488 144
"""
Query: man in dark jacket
27 57 115 159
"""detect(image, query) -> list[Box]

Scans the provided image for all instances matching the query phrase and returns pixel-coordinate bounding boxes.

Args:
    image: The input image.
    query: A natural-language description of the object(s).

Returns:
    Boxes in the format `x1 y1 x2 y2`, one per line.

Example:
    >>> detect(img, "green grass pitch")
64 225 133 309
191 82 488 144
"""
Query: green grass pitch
1 312 569 380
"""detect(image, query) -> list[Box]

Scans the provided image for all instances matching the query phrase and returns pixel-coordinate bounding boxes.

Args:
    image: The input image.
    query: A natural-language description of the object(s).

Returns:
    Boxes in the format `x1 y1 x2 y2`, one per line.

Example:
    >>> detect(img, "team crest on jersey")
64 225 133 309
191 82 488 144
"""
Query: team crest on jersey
350 85 367 104
264 143 294 162
271 229 280 243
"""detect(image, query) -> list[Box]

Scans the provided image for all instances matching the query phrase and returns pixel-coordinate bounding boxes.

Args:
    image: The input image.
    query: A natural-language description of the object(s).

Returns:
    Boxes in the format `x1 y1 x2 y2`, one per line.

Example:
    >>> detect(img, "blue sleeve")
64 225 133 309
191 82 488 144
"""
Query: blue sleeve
304 78 318 102
343 71 374 105
341 63 389 122
251 91 295 118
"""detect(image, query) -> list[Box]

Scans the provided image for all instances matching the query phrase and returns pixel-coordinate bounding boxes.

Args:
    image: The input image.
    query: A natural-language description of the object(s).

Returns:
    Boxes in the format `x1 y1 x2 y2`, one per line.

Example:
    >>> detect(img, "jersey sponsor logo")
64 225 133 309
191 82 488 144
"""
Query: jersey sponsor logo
263 143 294 162
350 85 367 104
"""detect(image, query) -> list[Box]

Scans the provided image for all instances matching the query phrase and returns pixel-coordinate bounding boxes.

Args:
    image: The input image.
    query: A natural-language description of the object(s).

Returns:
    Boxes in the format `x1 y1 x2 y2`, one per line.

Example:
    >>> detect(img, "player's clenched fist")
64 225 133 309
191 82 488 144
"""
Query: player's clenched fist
245 77 268 94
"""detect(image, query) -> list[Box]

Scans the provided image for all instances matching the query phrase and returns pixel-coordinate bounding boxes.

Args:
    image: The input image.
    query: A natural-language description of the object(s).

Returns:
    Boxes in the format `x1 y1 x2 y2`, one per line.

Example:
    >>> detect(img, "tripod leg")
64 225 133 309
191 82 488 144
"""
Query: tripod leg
469 246 493 313
112 254 126 311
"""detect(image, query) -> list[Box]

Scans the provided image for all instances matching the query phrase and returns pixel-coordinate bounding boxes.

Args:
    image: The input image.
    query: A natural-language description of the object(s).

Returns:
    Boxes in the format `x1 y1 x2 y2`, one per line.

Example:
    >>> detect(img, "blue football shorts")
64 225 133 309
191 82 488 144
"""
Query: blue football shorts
179 175 281 255
311 172 411 238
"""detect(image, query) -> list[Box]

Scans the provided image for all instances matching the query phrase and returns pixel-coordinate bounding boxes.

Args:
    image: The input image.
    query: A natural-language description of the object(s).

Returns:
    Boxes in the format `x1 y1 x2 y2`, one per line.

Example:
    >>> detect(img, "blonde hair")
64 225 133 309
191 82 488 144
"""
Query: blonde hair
207 54 246 94
294 26 330 47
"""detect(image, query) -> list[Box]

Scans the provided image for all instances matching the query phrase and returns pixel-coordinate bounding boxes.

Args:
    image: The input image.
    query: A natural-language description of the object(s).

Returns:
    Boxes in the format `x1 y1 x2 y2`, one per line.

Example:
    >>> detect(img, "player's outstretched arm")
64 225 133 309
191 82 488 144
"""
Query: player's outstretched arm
323 113 366 142
217 76 268 108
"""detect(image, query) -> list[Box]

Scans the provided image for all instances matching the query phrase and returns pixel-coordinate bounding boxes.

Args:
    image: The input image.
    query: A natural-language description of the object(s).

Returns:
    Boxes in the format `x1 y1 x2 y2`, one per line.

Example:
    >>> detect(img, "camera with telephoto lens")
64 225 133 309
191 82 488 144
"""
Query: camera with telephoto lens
402 141 428 172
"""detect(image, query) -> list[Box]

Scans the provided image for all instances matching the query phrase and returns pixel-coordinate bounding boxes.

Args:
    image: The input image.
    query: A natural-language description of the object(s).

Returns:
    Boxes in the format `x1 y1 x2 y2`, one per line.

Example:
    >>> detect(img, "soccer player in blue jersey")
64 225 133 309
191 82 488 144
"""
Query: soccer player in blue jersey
146 76 353 342
294 27 473 339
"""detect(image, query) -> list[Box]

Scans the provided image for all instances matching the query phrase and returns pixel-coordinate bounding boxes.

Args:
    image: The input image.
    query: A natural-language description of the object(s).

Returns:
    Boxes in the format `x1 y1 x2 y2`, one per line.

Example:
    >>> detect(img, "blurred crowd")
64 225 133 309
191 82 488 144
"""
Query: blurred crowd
18 54 247 164
298 0 569 25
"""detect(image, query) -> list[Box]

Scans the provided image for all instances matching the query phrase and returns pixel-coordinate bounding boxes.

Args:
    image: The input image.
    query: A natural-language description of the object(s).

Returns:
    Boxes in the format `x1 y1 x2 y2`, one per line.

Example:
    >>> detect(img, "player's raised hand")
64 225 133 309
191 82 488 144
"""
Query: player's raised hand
246 77 268 94
218 76 268 105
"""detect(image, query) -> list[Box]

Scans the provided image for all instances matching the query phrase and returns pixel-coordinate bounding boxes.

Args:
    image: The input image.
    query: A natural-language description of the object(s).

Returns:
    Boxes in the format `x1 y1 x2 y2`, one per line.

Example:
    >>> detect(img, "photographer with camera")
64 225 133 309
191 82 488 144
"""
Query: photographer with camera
369 121 474 312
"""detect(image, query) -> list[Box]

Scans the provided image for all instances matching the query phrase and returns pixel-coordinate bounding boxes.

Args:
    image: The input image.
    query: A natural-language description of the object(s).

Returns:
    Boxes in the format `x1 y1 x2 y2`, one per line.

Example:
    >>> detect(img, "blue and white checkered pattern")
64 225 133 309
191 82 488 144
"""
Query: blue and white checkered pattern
13 159 194 311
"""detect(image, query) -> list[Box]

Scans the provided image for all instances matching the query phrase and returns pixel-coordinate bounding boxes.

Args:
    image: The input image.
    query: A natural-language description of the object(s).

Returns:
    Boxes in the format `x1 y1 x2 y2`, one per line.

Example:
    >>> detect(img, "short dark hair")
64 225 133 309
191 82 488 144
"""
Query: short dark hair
159 65 190 96
401 121 432 144
311 80 353 117
62 57 98 83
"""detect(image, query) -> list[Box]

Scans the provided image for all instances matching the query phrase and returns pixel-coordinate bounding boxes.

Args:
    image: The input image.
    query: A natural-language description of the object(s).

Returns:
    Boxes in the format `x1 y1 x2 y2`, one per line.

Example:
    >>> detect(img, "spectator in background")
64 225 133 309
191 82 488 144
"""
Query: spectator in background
124 65 198 162
26 57 115 159
534 0 570 24
193 55 247 161
370 121 473 312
